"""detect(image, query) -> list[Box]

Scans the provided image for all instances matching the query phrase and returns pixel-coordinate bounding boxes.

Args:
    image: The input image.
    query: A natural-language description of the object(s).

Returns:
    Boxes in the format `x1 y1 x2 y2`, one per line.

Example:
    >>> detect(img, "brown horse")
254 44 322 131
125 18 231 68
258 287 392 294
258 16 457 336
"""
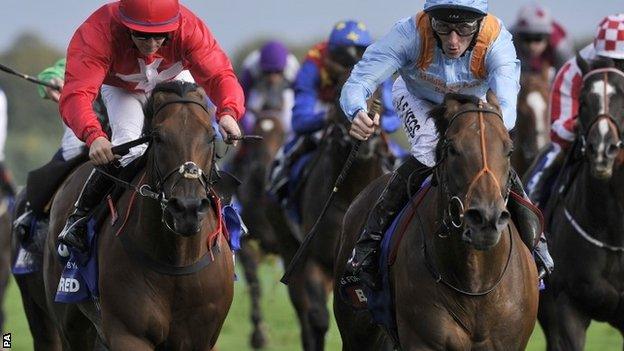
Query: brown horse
232 110 287 349
334 92 539 350
0 194 13 332
513 71 551 176
537 58 624 350
42 81 234 350
271 94 391 350
11 189 62 350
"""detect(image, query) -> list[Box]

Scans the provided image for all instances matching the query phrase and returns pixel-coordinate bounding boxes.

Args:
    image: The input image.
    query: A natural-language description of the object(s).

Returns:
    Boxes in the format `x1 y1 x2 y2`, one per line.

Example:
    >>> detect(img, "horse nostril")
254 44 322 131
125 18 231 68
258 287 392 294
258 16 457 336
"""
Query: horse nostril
198 198 211 214
464 209 484 226
498 210 511 226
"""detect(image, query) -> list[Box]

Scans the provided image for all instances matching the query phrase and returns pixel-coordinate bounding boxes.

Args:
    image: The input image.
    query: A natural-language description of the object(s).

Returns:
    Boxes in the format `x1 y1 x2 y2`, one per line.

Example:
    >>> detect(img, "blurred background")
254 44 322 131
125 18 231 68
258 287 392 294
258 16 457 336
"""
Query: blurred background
1 1 623 350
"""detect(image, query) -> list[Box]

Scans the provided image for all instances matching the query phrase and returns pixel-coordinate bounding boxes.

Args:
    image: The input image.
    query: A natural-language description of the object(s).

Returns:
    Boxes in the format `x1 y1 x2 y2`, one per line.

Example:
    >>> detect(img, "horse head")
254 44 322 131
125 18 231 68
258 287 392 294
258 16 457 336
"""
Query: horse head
431 92 513 250
143 81 217 236
576 56 624 180
515 72 550 164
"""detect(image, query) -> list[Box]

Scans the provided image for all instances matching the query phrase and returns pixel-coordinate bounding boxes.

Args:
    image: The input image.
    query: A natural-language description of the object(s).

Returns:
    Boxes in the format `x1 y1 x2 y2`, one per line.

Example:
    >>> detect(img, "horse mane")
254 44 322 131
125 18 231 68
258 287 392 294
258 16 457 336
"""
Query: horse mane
428 93 481 136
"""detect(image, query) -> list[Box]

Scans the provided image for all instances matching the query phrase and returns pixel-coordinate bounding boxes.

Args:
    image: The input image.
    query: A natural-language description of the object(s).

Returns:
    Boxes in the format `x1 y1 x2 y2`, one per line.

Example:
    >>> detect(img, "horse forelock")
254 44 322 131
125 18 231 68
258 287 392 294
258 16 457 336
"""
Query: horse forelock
143 81 213 134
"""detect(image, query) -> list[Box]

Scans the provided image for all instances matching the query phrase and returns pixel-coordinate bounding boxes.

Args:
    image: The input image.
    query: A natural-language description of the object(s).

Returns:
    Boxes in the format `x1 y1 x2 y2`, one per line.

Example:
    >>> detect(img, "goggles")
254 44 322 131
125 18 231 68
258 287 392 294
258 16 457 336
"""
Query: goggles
519 33 549 43
431 17 480 37
131 31 170 41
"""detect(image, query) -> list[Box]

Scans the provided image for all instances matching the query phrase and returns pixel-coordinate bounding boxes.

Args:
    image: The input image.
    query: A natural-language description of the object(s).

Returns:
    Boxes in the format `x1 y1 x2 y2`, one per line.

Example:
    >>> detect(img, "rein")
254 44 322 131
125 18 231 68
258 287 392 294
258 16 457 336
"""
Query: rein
423 102 513 296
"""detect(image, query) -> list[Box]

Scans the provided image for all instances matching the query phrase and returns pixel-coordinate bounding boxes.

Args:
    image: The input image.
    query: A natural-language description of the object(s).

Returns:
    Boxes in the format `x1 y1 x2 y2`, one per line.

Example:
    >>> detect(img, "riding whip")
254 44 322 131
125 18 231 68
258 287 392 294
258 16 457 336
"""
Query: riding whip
281 99 382 285
0 63 62 91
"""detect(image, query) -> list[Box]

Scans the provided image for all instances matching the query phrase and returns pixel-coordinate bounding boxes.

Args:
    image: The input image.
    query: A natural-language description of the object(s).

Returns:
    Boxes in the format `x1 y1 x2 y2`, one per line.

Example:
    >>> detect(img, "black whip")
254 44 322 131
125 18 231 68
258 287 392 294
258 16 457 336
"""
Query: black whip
0 63 62 91
281 99 381 285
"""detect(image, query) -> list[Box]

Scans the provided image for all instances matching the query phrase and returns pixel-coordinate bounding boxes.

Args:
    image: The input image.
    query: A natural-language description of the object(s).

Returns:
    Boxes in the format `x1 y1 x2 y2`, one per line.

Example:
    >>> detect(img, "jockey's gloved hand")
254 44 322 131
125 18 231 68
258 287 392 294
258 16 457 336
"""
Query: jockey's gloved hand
219 114 242 147
349 109 379 141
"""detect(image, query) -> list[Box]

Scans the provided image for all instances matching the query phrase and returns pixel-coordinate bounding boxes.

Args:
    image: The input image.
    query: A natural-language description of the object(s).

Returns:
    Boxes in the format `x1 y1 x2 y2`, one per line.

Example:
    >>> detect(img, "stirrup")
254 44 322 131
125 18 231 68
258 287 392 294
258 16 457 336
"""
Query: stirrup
58 215 89 252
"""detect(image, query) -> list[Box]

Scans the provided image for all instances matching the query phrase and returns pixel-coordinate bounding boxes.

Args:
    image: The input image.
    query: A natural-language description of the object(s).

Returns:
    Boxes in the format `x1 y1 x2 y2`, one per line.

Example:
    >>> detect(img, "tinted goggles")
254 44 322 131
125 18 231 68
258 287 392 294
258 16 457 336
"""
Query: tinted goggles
519 33 549 43
329 45 367 67
431 18 480 37
131 31 170 41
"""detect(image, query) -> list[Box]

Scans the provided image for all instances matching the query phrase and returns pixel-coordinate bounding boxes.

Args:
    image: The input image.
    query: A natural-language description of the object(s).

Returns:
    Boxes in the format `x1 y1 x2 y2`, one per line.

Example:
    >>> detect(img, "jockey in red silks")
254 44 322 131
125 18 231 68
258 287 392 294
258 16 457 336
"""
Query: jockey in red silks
526 14 624 207
57 0 245 252
510 3 575 79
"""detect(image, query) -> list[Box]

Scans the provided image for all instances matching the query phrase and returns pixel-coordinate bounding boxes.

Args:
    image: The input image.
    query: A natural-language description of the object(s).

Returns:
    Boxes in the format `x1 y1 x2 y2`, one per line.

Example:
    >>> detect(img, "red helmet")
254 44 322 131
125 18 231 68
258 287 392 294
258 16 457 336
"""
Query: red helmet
118 0 180 33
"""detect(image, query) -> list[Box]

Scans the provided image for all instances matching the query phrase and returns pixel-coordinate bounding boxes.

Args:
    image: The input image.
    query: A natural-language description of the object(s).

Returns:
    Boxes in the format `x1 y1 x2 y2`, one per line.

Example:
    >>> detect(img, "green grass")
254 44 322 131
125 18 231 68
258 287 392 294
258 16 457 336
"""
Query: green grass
3 260 622 350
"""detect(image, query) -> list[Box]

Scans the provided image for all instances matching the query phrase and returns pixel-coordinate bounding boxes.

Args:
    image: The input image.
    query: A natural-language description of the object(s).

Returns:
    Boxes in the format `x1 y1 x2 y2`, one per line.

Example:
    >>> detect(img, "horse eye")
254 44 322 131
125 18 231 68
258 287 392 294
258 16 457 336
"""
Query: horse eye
448 144 459 156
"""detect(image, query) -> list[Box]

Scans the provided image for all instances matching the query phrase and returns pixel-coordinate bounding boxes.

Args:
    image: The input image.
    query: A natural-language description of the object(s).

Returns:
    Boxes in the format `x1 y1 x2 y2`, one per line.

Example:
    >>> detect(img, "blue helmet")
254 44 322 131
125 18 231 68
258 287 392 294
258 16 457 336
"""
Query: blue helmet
424 0 487 22
328 20 373 50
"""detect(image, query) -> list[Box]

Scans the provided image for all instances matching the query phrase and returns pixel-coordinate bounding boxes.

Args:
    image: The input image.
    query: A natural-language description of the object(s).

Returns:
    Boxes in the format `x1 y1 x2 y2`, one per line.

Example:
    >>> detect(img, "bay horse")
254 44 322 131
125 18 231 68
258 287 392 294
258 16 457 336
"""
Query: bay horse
334 92 539 350
42 81 234 350
0 193 13 332
272 94 391 350
513 71 551 176
232 109 286 349
537 57 624 350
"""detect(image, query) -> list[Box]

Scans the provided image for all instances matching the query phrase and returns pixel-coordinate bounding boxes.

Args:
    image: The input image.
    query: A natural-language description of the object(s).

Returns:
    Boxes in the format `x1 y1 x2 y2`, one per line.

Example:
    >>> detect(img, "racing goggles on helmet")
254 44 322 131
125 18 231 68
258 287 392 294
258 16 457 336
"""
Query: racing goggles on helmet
431 17 480 37
518 33 549 43
130 30 170 41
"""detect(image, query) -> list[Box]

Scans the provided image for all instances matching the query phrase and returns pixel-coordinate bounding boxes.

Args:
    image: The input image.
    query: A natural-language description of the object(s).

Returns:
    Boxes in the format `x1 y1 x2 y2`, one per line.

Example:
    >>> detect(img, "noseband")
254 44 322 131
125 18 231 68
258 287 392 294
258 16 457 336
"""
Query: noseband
435 102 512 232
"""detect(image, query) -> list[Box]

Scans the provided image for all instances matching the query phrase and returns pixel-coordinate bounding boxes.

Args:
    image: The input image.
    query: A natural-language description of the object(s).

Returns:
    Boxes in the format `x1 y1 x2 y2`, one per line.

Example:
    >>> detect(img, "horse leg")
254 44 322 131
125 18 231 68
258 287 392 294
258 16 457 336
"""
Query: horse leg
238 238 268 349
305 263 330 351
287 262 324 351
109 334 153 351
541 291 590 351
14 275 62 351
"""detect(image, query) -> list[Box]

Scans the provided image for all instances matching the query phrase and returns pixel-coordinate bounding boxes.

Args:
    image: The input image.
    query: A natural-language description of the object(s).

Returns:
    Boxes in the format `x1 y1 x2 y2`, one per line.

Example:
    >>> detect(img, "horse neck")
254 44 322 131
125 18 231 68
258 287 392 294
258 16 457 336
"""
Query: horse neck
429 190 512 291
132 175 218 266
567 163 624 238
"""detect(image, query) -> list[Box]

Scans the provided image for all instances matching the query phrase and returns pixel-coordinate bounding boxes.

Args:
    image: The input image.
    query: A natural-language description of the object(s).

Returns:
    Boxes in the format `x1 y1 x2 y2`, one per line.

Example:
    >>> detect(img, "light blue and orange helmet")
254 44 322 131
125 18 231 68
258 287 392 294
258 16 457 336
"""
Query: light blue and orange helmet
424 0 487 22
328 20 373 50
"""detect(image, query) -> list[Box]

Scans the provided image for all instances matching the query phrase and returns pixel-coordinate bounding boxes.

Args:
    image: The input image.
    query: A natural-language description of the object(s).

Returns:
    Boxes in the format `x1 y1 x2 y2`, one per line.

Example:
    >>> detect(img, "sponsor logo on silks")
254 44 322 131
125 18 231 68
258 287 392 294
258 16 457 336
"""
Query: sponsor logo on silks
2 333 10 348
57 277 81 293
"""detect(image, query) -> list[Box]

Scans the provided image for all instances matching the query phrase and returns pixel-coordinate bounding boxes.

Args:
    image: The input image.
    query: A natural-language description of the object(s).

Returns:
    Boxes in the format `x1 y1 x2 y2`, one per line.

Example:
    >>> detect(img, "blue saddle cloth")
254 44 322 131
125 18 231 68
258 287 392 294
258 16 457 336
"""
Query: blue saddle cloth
12 214 44 275
365 177 431 341
55 219 99 303
54 206 246 304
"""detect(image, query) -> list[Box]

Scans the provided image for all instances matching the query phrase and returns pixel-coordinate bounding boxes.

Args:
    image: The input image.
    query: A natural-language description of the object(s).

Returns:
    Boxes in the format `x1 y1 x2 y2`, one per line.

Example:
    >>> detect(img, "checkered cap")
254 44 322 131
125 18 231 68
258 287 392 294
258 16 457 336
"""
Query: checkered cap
594 14 624 59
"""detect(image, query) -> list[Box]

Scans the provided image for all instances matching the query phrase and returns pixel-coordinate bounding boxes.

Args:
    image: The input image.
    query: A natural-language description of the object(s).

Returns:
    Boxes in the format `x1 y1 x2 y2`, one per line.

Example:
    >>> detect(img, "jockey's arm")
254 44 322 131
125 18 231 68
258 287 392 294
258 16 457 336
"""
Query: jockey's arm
186 20 245 123
59 23 111 147
549 52 585 147
291 60 325 134
485 28 521 130
340 17 415 121
380 78 401 133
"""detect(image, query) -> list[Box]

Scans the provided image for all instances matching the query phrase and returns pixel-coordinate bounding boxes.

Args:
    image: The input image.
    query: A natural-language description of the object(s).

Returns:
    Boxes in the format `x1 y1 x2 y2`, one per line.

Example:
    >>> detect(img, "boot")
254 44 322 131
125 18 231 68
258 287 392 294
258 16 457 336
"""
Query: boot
13 208 34 242
58 166 117 252
267 136 316 202
508 169 554 279
345 157 431 290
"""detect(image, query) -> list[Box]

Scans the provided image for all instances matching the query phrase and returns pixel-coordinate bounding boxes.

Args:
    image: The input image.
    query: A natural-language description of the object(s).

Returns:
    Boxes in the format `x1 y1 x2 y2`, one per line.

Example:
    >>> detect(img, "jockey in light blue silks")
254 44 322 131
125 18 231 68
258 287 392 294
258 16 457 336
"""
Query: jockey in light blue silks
268 20 401 204
340 0 554 290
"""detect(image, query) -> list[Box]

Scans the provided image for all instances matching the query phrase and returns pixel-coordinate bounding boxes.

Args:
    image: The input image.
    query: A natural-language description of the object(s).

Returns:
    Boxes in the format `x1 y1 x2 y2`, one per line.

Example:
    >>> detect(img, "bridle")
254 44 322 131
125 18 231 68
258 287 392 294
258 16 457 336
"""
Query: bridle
434 102 512 232
100 98 218 235
578 68 624 157
422 101 513 297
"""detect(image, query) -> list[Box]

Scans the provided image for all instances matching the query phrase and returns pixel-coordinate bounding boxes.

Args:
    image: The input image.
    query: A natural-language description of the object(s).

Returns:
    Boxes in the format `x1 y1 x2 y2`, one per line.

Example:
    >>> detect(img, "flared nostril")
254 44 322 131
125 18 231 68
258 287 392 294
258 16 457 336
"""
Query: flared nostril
498 210 511 227
167 198 184 213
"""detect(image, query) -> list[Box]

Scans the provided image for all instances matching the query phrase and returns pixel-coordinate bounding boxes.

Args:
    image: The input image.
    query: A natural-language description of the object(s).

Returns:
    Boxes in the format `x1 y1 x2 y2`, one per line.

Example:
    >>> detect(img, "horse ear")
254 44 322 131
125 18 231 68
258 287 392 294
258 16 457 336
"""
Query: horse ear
486 90 502 112
576 54 590 76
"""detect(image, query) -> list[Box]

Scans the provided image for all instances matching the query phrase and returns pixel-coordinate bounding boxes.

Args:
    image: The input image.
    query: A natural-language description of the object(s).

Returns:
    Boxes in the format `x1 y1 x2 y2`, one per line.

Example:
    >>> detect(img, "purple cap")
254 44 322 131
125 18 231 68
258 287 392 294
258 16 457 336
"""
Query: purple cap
260 41 289 73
